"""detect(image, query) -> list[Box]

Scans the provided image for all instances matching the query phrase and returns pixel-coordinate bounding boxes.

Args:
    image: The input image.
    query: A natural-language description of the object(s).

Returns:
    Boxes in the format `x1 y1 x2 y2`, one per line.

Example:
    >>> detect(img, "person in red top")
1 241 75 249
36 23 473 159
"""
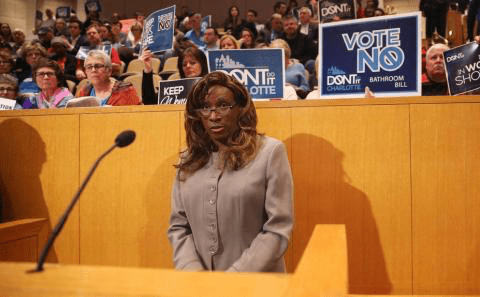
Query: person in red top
421 43 449 96
75 50 139 106
75 24 122 81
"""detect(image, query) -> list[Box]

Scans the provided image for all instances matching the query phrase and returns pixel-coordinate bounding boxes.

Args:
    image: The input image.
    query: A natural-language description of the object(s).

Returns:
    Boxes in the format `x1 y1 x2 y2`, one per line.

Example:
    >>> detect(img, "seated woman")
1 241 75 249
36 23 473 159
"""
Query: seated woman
16 42 48 94
219 34 240 49
223 5 242 36
168 71 294 272
23 58 73 109
239 28 256 49
0 73 25 109
177 46 208 78
270 39 309 99
0 51 15 75
141 46 208 105
125 22 143 55
76 50 140 106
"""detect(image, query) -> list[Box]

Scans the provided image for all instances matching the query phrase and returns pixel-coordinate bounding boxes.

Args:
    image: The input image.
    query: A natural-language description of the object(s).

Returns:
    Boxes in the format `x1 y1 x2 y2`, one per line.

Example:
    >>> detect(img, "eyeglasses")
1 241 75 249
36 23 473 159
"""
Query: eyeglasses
195 103 236 117
27 52 41 57
36 71 56 78
0 87 15 93
85 64 106 71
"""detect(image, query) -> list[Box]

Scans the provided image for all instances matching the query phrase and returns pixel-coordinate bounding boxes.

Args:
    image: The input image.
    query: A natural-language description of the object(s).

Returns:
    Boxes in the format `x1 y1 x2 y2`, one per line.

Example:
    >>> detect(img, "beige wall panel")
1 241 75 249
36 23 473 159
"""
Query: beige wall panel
79 111 181 268
411 103 480 294
0 0 36 39
36 0 76 16
291 105 412 295
0 115 80 264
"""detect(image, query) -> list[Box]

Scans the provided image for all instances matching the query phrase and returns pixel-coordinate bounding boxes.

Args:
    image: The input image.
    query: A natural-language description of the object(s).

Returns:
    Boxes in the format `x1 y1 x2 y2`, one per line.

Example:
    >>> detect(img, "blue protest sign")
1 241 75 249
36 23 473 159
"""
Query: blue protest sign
320 0 356 23
207 49 285 100
201 15 211 35
142 6 175 54
76 45 112 60
319 12 421 98
443 42 480 95
158 78 201 104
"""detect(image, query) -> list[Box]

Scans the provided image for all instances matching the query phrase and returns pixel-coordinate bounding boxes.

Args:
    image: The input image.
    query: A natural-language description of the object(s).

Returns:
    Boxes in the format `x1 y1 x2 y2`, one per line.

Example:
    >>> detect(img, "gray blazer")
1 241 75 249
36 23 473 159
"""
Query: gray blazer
167 136 294 272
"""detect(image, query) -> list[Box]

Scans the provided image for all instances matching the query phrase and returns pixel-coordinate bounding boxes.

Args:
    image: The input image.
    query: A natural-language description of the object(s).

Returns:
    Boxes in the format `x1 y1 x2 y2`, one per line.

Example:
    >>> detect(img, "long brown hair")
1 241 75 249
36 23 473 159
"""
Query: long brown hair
176 71 260 180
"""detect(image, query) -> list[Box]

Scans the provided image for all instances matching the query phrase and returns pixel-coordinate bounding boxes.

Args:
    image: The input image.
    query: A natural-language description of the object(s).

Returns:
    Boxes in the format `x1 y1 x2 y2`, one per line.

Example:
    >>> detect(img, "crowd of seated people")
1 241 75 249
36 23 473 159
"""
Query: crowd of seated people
0 0 479 110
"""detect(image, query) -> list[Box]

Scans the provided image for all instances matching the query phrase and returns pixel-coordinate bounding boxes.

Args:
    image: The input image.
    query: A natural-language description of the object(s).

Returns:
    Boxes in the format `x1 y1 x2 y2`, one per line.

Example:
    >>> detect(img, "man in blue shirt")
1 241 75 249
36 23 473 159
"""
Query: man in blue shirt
185 13 206 48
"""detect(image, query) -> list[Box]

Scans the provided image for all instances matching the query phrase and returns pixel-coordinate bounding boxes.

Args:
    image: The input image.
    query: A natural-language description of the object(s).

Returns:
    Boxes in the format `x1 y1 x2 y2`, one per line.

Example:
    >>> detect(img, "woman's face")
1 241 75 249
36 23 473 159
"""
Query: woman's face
13 31 25 43
0 58 12 74
230 7 239 17
199 85 241 145
35 67 58 92
241 31 252 46
182 54 202 78
0 83 16 99
26 50 42 66
111 24 121 35
221 38 236 49
1 24 10 35
131 27 142 39
85 57 111 85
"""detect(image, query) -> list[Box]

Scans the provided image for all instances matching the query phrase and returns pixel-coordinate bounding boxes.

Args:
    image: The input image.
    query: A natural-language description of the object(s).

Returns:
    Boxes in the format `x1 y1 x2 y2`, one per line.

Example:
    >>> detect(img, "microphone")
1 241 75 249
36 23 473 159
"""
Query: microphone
34 130 136 272
115 130 136 147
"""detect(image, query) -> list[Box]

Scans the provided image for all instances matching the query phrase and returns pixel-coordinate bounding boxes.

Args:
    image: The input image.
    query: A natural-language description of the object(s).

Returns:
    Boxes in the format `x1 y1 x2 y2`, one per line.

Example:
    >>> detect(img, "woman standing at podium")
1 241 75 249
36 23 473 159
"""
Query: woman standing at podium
167 71 294 272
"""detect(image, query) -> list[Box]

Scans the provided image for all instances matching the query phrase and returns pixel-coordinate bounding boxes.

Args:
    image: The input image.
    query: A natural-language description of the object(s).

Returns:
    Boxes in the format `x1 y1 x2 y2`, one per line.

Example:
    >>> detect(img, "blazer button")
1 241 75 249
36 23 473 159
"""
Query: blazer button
210 185 216 191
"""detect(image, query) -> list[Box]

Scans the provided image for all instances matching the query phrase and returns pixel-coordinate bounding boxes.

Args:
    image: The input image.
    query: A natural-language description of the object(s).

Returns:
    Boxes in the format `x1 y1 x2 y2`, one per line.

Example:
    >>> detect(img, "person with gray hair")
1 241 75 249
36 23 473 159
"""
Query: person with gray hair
0 74 26 109
298 6 318 47
260 13 284 43
75 50 140 106
422 43 449 96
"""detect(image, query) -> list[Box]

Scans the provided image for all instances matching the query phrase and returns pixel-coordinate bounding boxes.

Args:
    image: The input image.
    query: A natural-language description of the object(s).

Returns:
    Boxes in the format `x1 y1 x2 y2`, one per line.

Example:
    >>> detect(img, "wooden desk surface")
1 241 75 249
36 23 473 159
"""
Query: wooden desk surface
0 225 345 297
0 262 290 297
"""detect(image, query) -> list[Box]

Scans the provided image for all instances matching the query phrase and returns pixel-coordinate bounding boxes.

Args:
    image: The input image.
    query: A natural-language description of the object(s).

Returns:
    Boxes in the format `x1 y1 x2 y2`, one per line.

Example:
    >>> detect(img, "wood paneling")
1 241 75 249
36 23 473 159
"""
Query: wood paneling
0 261 290 297
256 107 294 271
286 225 348 297
1 97 480 294
411 103 480 294
0 218 47 262
291 105 412 294
0 115 79 264
78 111 181 268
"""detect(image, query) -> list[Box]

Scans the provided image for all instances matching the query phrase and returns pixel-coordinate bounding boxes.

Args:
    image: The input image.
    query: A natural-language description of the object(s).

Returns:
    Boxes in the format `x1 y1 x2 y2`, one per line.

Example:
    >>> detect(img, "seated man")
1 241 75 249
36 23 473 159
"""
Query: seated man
35 27 54 53
201 27 219 52
184 13 206 48
75 24 122 81
260 13 283 43
75 50 140 106
298 6 318 49
280 15 317 72
422 43 449 96
49 37 78 83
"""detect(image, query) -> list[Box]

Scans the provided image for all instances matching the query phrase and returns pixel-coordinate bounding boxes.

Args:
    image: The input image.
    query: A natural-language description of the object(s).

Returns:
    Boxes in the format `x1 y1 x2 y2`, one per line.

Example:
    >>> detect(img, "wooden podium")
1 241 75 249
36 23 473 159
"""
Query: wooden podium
0 225 347 297
0 219 47 262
